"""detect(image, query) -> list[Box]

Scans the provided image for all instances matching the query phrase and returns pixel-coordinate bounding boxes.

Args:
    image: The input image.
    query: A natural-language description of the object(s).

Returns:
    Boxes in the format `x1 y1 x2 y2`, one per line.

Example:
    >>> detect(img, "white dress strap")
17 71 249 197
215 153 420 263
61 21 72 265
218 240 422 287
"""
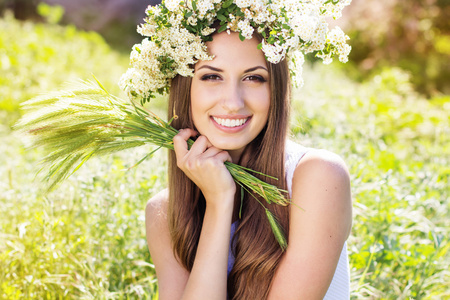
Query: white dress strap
285 139 309 196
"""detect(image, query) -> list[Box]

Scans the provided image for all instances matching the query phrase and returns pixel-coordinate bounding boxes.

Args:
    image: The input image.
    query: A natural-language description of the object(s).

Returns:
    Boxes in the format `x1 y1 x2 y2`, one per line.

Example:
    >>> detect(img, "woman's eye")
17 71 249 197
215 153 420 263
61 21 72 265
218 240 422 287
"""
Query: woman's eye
244 75 267 82
200 74 221 81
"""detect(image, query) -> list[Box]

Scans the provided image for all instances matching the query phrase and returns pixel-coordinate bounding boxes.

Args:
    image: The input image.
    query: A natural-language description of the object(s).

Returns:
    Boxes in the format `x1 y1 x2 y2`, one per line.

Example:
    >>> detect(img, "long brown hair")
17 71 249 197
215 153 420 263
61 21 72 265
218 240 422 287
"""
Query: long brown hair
167 44 291 299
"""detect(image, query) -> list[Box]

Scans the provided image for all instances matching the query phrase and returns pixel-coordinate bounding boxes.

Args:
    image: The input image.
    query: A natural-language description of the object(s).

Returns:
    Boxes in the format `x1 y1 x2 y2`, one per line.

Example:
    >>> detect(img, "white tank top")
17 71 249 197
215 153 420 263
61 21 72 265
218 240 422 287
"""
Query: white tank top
285 140 350 299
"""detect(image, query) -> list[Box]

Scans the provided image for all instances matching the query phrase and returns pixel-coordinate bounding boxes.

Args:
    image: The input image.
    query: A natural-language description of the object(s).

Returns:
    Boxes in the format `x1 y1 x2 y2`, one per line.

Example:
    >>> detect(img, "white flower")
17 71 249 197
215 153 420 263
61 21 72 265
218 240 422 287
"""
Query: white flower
291 14 320 42
287 50 305 88
235 0 252 9
187 15 198 26
165 0 182 12
197 0 214 18
137 24 156 37
261 40 285 64
201 27 216 36
237 19 254 39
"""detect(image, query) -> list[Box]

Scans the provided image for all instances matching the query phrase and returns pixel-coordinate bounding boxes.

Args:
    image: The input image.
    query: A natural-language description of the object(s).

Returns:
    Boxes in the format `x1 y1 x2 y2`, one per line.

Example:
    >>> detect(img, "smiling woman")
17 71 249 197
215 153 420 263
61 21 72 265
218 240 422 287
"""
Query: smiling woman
145 18 351 300
136 0 353 299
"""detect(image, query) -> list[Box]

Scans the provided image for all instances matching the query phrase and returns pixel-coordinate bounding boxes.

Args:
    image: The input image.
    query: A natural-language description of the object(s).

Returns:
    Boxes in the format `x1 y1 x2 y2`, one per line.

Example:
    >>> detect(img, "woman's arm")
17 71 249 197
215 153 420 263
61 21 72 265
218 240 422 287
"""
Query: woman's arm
146 189 189 299
268 149 352 299
146 129 235 300
181 195 233 299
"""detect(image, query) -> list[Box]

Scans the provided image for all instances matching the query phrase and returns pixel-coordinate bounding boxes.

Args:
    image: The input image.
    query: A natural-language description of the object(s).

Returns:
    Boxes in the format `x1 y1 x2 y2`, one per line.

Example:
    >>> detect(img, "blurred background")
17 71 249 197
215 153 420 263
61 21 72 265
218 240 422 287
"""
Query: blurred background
0 0 449 299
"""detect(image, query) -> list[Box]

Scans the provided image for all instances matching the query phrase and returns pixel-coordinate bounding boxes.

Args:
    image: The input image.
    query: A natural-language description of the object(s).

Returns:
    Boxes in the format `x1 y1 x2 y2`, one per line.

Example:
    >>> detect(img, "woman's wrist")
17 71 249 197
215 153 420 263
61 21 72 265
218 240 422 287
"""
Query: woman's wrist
203 192 235 217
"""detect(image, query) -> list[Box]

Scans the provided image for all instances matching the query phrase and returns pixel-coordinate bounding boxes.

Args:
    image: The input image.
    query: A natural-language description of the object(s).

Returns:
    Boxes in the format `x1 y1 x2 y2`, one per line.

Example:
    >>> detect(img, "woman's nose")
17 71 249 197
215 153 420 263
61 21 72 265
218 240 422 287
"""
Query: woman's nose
221 81 244 112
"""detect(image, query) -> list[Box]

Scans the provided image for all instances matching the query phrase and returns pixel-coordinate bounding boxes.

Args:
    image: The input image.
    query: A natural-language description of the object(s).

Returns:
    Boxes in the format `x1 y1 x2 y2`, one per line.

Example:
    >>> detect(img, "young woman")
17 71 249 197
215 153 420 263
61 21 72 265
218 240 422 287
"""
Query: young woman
144 29 352 299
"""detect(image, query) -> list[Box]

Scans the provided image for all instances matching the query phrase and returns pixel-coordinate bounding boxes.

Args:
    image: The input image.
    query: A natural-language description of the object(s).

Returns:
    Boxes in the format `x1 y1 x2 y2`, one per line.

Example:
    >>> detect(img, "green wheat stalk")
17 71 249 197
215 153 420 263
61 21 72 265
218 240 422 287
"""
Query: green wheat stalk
265 208 287 251
15 79 289 250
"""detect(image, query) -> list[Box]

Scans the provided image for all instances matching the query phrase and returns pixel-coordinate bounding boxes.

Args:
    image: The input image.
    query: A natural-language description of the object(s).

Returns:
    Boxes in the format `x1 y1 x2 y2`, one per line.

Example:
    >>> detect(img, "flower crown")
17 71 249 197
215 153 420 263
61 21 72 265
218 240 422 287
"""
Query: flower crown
119 0 352 104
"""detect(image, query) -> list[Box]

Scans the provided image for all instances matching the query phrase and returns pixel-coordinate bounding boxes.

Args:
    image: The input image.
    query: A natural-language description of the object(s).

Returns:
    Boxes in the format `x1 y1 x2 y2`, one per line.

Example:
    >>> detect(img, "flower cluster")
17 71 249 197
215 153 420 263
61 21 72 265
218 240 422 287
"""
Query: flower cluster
119 0 352 104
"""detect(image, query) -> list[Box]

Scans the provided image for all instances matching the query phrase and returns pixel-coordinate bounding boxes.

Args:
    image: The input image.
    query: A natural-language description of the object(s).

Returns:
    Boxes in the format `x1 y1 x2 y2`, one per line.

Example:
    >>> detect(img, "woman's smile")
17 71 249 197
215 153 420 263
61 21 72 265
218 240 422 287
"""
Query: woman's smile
211 116 252 134
211 116 249 128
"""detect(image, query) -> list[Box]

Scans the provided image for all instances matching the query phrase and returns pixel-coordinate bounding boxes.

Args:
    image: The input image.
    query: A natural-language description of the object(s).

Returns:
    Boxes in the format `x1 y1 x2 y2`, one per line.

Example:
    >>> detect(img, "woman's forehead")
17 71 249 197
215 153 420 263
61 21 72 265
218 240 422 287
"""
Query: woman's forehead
197 31 267 70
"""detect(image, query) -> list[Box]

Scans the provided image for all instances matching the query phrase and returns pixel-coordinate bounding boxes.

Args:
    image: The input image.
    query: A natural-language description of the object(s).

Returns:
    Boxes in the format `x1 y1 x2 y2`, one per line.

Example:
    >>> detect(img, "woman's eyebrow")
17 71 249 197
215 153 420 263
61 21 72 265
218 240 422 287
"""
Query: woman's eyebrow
197 65 223 72
244 66 268 73
197 65 268 72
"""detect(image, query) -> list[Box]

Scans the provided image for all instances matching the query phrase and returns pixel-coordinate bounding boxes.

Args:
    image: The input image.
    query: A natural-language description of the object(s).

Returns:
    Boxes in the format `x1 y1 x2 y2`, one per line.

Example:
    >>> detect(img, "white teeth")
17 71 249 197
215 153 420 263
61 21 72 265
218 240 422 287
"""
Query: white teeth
213 117 248 128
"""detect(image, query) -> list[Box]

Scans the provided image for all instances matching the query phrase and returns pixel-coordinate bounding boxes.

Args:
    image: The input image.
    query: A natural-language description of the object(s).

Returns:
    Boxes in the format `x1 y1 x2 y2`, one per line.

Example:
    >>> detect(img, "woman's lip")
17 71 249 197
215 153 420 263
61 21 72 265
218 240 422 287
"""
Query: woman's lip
210 116 251 132
211 114 251 119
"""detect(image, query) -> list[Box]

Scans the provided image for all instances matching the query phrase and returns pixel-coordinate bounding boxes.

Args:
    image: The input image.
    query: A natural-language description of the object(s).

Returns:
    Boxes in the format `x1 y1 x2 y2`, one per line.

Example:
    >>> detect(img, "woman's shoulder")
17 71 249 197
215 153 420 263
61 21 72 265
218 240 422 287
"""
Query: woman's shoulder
285 140 350 196
291 145 352 238
294 147 350 200
288 140 352 225
299 148 348 175
145 188 169 231
286 140 349 179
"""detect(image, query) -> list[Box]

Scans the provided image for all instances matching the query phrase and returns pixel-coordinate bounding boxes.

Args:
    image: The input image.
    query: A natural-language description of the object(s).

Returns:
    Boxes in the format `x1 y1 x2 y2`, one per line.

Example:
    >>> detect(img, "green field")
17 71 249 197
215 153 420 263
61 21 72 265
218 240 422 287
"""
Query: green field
0 13 449 299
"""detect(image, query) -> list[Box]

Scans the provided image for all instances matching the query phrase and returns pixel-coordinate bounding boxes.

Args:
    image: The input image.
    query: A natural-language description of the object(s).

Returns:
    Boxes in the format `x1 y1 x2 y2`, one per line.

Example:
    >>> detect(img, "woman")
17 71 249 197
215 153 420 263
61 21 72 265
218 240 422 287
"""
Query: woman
144 30 352 300
115 1 352 298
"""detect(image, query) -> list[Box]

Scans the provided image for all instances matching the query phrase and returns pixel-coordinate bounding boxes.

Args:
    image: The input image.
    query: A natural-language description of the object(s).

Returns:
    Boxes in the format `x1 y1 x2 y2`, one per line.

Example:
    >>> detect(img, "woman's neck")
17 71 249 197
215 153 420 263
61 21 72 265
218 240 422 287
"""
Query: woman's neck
228 148 245 164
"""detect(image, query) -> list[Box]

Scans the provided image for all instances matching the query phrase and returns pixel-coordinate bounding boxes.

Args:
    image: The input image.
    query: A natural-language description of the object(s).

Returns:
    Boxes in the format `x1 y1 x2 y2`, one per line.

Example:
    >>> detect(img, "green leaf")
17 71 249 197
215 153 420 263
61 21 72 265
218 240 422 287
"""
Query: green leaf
127 146 161 170
217 14 227 22
70 150 96 175
218 23 228 33
222 0 233 9
183 23 195 33
217 8 226 16
236 9 245 17
202 35 213 42
239 32 245 41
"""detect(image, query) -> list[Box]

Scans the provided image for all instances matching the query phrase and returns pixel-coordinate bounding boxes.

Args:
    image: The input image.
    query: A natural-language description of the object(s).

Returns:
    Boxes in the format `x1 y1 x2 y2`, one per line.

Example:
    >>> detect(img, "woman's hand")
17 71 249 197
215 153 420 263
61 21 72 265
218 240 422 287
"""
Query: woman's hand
173 128 236 209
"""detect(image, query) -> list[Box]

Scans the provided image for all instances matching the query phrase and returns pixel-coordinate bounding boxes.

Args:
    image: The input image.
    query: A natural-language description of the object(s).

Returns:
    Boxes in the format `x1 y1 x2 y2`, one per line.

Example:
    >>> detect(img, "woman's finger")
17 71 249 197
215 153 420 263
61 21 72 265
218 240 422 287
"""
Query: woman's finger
201 146 223 159
215 150 233 164
173 128 198 160
189 135 213 155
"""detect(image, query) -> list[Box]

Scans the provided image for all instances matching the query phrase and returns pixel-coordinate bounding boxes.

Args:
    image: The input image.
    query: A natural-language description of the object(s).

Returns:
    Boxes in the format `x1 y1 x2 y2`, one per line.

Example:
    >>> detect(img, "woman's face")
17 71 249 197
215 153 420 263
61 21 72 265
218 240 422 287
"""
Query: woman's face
190 31 270 162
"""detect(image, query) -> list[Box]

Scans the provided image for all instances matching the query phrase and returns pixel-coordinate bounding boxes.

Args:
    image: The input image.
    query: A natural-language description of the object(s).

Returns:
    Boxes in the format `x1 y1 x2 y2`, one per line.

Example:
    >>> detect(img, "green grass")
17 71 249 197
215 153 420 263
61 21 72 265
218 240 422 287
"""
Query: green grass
0 14 449 299
0 13 159 299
